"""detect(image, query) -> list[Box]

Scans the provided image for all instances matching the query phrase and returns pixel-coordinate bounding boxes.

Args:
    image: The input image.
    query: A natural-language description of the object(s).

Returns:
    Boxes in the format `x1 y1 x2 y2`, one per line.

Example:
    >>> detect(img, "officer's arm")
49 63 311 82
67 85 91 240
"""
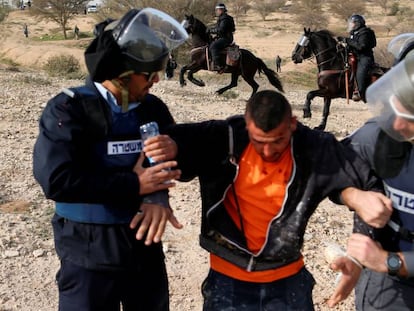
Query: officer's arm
347 32 372 51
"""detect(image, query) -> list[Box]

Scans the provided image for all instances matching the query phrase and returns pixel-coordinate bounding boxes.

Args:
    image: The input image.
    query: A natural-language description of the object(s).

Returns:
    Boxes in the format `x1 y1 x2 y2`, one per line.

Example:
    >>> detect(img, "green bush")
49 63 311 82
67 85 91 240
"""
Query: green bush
43 54 82 78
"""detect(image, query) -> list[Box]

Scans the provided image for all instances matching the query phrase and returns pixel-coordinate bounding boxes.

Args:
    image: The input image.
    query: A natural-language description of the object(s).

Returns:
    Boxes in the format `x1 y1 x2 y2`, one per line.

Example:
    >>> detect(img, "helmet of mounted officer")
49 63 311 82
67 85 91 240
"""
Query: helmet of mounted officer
347 14 365 32
215 3 227 11
215 3 227 16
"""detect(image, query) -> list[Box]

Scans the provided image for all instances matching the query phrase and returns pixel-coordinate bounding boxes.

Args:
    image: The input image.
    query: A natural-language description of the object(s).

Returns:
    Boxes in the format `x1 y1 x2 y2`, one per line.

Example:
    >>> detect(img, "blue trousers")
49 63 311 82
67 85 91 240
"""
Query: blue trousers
202 267 315 311
210 38 232 65
57 259 169 311
355 269 414 311
355 56 373 101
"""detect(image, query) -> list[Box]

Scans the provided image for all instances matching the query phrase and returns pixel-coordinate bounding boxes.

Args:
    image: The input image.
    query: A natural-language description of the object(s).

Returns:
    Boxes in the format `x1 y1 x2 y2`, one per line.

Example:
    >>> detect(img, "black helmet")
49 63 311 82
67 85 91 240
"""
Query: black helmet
348 14 365 31
215 3 227 11
85 8 188 82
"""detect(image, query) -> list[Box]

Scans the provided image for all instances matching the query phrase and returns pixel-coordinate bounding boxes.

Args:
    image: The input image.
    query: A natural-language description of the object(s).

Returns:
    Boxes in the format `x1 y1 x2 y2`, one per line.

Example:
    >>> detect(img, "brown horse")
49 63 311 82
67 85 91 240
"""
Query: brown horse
291 28 386 130
180 14 284 98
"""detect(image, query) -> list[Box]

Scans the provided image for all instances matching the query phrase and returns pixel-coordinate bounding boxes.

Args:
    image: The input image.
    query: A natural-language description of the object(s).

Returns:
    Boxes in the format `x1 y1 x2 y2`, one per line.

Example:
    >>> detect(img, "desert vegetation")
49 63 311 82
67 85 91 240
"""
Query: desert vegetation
0 1 413 310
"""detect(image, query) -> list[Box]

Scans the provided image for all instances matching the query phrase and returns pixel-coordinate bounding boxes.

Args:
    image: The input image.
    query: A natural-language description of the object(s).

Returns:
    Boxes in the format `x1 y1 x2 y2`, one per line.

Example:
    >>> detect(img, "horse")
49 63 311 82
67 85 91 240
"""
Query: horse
291 28 386 130
179 14 284 98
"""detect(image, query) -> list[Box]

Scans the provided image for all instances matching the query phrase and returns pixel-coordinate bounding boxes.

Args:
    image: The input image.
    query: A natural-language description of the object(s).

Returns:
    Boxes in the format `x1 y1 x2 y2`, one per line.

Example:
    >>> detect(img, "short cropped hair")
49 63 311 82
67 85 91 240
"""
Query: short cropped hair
245 90 292 132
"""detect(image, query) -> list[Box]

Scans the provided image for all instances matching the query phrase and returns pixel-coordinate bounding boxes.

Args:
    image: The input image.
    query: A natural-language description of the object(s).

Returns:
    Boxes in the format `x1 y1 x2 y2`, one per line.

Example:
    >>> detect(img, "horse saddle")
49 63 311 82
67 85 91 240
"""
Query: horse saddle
207 43 241 71
225 44 241 66
347 53 384 82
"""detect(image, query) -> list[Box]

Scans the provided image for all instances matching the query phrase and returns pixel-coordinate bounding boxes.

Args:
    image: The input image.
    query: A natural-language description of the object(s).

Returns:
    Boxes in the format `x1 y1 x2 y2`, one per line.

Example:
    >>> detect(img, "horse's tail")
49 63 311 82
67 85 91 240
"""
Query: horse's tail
257 58 284 93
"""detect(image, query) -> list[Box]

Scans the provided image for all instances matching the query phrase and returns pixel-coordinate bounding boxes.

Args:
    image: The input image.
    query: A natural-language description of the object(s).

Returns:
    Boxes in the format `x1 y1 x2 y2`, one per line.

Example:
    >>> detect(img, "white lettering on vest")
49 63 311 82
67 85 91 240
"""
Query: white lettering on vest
107 140 143 155
385 184 414 215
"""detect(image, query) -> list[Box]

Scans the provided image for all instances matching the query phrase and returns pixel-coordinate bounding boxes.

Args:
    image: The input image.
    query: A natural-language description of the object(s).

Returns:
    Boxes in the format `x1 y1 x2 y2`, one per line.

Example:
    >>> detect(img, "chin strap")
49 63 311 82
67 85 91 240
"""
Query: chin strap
111 70 134 112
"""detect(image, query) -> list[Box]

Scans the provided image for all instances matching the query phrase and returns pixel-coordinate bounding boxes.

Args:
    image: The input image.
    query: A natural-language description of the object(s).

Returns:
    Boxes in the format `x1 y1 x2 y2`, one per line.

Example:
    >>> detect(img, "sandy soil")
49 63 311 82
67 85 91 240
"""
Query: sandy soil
0 8 388 311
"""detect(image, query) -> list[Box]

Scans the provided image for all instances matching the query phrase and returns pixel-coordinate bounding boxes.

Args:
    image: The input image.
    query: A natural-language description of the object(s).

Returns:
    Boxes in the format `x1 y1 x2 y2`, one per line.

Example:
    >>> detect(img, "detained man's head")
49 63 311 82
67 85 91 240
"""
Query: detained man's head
245 90 297 162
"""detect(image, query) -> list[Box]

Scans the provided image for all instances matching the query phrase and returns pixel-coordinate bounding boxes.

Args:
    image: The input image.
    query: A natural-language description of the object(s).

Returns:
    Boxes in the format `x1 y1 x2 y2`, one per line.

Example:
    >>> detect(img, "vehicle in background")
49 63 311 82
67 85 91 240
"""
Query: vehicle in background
86 4 97 13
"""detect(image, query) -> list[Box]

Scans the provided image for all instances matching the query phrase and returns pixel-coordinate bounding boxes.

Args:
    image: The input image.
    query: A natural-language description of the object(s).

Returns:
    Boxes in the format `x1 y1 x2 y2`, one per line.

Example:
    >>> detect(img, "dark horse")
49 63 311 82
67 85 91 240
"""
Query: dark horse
180 14 284 97
291 28 386 130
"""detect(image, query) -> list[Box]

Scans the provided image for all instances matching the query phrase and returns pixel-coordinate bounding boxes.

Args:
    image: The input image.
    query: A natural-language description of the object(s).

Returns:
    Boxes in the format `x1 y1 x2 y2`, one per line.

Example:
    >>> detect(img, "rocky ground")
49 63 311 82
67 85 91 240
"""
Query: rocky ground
0 61 374 310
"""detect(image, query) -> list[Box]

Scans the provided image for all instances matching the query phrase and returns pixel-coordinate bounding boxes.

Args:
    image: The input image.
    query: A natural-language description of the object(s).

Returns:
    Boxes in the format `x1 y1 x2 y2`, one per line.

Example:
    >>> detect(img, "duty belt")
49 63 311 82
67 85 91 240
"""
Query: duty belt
56 202 134 224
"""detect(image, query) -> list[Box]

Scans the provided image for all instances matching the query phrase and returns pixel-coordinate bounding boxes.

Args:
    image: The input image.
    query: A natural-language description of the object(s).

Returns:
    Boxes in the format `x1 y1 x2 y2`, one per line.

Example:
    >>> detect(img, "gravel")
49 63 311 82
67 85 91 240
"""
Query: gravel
0 66 372 310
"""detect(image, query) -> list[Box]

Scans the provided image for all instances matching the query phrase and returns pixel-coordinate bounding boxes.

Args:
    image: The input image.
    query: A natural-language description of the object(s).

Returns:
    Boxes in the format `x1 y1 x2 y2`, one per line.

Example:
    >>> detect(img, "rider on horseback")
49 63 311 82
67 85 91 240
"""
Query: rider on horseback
338 14 376 102
208 3 235 71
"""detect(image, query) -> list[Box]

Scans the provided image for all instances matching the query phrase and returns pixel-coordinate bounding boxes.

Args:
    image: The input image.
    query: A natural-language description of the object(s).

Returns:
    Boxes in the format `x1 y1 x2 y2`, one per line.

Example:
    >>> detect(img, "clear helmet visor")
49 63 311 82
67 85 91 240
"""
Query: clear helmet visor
347 20 356 32
366 53 414 142
118 8 189 51
387 32 414 61
109 8 188 64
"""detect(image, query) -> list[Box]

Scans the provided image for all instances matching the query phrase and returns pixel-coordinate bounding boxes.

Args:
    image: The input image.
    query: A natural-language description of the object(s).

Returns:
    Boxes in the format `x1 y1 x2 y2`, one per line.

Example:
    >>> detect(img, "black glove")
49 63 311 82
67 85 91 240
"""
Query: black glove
337 36 345 42
209 27 217 35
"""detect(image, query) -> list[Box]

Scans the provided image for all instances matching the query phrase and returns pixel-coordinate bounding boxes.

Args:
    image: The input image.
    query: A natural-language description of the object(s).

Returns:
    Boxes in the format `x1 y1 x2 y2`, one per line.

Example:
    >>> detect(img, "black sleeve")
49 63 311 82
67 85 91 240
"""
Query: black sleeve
347 28 376 52
308 130 383 203
166 120 230 181
217 16 234 36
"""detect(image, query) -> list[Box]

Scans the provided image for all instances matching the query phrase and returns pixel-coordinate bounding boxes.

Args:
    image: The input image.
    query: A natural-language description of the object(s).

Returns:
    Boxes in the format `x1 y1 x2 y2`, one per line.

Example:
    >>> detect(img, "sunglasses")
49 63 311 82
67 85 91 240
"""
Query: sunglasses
389 95 414 121
138 72 159 82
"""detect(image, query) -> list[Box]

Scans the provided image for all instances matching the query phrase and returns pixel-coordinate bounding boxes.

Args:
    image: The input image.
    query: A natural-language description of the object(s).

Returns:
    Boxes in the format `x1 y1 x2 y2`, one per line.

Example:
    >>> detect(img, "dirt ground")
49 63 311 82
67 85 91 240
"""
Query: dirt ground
0 7 395 311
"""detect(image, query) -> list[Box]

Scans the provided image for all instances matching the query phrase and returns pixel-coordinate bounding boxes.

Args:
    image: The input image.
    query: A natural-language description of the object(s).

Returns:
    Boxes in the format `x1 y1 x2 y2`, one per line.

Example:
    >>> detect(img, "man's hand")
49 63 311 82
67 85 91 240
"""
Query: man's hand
133 153 181 195
130 203 183 245
327 256 362 308
142 134 177 163
208 27 217 35
340 188 392 228
347 233 388 272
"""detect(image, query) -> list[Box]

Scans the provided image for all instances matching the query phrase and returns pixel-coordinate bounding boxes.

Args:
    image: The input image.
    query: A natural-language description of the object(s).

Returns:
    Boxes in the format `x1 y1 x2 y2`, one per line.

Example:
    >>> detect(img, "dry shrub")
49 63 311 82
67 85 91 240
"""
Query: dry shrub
43 54 83 78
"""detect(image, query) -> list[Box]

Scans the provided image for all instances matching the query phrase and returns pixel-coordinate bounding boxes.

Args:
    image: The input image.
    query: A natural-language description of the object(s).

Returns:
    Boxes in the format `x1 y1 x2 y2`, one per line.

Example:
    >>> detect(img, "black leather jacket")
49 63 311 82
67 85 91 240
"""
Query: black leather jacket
210 13 235 41
347 26 376 59
168 116 381 272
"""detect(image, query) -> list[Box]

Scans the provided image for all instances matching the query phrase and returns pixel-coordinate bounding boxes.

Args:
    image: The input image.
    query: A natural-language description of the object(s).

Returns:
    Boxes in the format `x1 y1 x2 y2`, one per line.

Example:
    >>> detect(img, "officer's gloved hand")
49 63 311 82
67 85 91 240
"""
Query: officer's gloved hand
208 27 217 35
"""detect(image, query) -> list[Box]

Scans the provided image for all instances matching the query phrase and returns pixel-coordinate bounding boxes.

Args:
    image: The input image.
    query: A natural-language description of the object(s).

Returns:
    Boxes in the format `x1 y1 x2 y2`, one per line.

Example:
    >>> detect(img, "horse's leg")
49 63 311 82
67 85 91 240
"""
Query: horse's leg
216 72 238 95
315 97 331 131
180 60 205 87
188 69 205 87
303 91 316 119
179 65 188 86
241 72 259 98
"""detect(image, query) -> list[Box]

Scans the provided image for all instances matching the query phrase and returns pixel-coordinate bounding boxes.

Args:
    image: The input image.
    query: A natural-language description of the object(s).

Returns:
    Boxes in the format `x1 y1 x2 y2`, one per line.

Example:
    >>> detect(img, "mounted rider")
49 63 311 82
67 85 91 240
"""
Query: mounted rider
338 14 377 102
208 3 236 71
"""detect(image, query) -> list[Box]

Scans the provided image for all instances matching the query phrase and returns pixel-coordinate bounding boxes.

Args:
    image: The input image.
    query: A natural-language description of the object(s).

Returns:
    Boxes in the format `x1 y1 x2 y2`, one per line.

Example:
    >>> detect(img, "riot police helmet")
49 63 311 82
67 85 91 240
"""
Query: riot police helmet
347 14 365 32
85 8 188 82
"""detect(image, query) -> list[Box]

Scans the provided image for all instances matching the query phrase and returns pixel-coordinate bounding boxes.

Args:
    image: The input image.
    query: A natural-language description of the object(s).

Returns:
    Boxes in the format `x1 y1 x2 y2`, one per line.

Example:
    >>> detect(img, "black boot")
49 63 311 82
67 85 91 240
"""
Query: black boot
352 90 361 101
212 57 224 71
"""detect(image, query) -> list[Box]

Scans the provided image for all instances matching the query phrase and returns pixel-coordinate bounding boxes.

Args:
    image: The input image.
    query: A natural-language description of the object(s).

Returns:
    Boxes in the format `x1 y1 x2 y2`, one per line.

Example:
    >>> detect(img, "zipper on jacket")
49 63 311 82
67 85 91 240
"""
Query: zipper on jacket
247 256 255 272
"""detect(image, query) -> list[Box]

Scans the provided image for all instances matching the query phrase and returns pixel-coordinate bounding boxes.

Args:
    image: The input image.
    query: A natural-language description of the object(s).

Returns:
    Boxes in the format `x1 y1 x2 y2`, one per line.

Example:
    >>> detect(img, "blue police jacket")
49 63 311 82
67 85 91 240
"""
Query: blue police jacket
33 82 175 224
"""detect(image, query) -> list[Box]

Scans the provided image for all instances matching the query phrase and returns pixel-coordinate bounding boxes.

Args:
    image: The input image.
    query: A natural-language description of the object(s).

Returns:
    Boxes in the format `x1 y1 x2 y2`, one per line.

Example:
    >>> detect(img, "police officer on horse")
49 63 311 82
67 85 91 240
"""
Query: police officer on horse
339 14 376 102
208 3 235 71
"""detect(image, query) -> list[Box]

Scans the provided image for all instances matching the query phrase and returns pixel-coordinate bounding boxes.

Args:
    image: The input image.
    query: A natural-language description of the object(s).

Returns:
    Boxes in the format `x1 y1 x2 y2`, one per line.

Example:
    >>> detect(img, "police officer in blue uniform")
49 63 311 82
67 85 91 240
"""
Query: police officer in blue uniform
328 34 414 310
33 8 188 311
